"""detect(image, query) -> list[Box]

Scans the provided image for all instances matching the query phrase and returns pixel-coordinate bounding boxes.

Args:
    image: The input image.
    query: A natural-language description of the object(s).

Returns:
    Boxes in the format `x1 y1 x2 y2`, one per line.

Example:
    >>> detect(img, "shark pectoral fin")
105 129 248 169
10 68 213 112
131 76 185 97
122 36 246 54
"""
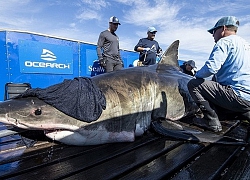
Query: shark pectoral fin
151 120 200 142
151 119 248 145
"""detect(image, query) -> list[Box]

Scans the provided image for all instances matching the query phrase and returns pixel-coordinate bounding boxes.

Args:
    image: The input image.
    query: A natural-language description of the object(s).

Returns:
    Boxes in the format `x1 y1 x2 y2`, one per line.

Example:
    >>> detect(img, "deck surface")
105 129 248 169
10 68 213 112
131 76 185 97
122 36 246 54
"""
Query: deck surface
0 120 249 180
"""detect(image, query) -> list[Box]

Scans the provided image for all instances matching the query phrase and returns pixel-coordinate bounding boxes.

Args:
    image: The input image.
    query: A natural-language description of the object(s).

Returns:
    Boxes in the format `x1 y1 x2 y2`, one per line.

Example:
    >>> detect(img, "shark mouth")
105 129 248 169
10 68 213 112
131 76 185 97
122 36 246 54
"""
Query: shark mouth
2 114 79 132
44 129 71 135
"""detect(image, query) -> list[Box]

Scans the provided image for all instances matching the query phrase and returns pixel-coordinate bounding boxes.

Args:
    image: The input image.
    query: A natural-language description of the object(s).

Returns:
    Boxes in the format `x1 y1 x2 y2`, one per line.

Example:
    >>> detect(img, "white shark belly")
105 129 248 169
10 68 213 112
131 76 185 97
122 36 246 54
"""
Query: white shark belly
45 126 135 146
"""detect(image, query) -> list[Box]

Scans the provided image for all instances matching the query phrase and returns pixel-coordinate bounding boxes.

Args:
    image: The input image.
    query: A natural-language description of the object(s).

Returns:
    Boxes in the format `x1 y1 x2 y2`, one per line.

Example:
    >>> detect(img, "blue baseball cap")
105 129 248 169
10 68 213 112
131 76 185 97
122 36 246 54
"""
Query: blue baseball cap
148 26 157 32
208 16 239 34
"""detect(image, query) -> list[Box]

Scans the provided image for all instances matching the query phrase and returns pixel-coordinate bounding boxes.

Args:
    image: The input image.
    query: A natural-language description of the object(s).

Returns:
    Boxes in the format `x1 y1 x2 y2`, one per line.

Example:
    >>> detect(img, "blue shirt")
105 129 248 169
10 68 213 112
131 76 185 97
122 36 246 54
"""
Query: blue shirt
195 35 250 101
134 38 161 65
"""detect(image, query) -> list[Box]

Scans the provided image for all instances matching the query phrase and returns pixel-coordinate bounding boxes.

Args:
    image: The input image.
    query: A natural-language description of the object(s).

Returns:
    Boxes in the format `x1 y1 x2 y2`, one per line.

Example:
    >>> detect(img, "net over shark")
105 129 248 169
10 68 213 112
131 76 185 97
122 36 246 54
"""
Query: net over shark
0 40 200 146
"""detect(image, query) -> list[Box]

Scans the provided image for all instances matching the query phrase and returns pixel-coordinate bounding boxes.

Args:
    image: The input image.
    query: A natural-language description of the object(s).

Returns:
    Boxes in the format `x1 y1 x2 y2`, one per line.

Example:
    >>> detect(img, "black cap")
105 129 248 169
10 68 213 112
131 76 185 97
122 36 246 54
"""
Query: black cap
186 60 196 68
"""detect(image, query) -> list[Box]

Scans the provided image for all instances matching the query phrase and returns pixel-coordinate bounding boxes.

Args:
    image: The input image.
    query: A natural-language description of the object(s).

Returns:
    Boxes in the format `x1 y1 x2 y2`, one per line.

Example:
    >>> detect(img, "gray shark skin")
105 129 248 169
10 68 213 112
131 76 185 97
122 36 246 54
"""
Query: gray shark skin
0 40 199 146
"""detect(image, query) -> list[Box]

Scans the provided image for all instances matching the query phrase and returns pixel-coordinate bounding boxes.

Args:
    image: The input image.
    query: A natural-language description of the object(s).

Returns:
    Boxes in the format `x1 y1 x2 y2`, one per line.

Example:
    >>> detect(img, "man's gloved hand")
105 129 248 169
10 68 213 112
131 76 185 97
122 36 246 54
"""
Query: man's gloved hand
99 58 106 67
143 47 150 52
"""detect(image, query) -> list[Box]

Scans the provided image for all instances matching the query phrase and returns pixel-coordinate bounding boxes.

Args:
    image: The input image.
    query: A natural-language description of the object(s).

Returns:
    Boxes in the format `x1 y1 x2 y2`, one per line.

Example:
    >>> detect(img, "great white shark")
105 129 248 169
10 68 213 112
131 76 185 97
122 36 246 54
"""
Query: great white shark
0 40 214 145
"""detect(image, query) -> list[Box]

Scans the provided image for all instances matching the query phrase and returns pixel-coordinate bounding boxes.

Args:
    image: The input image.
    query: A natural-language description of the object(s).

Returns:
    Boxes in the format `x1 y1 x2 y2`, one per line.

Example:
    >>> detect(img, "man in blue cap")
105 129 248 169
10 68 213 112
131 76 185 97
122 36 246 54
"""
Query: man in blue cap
188 16 250 132
134 26 162 66
97 16 123 72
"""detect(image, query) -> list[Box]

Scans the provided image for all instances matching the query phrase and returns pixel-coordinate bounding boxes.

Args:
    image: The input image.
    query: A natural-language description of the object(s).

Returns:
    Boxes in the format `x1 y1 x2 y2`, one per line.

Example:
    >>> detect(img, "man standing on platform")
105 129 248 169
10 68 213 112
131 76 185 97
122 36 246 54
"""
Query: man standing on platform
97 16 123 72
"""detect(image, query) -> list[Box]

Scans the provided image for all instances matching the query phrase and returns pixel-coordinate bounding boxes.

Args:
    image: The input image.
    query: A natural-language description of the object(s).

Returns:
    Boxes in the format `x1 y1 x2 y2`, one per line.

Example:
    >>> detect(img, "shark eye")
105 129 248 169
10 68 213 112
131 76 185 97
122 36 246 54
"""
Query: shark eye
34 108 42 115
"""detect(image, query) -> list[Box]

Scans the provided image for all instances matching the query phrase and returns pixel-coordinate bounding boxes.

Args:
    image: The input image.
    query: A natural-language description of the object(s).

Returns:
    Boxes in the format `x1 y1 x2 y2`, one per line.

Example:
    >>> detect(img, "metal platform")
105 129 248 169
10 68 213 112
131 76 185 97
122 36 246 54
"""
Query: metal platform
0 120 249 180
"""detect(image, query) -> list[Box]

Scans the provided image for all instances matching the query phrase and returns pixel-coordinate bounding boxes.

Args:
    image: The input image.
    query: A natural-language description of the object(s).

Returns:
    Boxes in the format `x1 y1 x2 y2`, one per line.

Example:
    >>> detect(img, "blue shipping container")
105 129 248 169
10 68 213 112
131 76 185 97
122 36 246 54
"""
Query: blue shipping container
0 30 139 101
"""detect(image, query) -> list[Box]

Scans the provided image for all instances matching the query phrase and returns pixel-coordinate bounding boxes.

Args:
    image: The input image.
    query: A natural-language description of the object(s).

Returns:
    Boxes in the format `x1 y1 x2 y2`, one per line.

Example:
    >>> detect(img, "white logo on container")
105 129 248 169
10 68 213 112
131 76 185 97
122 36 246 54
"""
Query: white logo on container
41 49 57 61
24 48 70 69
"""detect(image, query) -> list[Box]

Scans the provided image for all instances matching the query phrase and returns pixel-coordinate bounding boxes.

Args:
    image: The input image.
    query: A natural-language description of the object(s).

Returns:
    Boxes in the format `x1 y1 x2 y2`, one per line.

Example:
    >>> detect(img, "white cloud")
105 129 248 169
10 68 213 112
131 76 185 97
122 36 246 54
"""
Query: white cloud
78 0 108 10
123 0 180 26
76 9 101 21
0 0 250 69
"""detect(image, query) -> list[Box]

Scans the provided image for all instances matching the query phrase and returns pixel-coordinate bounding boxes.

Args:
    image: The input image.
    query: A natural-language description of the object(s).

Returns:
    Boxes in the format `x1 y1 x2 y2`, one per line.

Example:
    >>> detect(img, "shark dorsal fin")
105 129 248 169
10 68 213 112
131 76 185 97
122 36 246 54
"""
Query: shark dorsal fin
157 40 180 70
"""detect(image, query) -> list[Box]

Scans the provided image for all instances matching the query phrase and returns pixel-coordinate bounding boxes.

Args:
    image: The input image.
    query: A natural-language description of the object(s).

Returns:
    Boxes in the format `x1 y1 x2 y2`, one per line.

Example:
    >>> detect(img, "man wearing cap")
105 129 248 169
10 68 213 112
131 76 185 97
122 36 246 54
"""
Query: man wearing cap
180 60 196 76
188 16 250 132
134 26 162 66
97 16 123 72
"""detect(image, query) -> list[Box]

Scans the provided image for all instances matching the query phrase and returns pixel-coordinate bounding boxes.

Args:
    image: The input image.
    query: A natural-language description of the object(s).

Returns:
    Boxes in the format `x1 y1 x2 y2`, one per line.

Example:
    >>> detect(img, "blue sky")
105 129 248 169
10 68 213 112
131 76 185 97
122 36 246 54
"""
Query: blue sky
0 0 250 68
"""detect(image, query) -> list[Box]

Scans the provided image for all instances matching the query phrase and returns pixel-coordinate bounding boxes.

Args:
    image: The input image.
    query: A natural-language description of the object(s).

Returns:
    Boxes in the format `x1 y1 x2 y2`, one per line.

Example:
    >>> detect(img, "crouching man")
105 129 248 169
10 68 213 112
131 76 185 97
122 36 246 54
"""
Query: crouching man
188 16 250 132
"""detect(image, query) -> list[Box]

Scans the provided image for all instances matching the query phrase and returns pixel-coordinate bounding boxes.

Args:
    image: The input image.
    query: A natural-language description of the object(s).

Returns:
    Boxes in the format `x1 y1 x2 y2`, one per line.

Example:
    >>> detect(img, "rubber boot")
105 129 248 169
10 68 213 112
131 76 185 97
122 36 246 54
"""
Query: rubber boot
236 111 250 122
238 111 250 119
199 101 222 132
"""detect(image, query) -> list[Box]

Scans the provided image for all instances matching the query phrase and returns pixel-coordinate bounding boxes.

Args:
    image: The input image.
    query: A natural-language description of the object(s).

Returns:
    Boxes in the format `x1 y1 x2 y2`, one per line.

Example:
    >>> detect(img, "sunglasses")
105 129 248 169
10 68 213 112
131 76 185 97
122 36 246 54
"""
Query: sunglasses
187 64 194 68
150 31 156 34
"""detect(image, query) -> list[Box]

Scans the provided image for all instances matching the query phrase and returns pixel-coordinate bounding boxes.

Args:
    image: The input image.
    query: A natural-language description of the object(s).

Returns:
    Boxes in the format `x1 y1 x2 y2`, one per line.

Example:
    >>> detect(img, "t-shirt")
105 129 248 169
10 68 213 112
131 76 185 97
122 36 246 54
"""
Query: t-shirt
96 30 121 60
134 38 161 65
